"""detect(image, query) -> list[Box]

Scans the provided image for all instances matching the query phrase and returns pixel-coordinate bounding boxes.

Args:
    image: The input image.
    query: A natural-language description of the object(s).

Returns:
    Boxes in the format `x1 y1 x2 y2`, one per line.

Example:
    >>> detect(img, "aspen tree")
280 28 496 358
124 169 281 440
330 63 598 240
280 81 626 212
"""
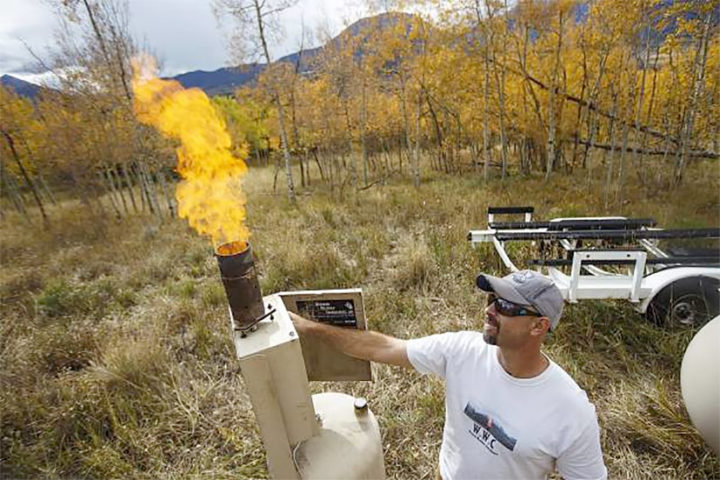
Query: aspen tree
215 0 298 202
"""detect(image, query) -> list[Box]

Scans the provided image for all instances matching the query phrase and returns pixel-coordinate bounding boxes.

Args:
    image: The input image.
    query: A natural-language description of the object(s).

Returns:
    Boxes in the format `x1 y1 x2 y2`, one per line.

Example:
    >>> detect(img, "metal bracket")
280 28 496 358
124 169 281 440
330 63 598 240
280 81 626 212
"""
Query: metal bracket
236 307 277 335
569 250 647 302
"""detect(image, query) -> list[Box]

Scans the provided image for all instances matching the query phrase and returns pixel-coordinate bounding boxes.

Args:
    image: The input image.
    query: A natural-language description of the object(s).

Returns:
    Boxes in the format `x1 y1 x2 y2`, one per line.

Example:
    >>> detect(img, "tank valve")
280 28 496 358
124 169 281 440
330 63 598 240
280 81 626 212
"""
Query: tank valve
354 397 368 414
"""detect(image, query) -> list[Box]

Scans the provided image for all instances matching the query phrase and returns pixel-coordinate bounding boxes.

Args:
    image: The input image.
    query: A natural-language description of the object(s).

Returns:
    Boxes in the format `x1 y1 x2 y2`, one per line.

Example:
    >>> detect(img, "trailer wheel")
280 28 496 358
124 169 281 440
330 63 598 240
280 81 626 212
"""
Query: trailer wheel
646 277 720 329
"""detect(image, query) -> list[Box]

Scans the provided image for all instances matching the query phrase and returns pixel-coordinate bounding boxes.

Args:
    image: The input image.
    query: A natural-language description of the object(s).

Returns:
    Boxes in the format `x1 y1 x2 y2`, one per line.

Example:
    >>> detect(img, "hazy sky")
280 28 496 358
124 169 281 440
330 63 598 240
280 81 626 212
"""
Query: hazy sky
0 0 373 84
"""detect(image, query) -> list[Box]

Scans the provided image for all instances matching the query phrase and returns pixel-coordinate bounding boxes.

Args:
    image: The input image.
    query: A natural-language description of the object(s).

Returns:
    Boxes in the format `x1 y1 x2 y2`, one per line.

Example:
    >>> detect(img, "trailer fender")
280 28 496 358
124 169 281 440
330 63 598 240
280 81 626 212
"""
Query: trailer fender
637 267 720 313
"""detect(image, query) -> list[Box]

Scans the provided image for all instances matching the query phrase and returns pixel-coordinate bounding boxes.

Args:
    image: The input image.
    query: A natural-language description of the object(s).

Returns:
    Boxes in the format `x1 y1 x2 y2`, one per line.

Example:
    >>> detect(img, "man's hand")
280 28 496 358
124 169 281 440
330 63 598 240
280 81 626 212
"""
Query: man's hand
289 311 315 334
287 310 412 369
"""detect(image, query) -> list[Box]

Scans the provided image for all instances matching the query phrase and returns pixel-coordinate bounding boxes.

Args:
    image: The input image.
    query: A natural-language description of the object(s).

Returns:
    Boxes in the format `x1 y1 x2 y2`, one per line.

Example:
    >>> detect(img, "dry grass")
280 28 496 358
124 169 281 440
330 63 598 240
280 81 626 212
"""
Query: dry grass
1 157 719 479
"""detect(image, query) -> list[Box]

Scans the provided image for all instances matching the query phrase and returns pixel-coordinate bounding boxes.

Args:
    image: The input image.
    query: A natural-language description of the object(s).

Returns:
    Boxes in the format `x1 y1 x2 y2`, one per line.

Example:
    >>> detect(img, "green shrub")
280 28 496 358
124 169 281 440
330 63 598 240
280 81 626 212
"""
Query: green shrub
36 278 136 319
36 280 88 318
168 278 197 299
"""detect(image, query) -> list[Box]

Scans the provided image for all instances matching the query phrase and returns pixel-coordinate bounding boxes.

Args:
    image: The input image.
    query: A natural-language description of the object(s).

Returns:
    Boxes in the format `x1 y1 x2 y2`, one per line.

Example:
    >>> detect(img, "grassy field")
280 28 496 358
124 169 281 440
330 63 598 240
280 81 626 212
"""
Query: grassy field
1 160 719 479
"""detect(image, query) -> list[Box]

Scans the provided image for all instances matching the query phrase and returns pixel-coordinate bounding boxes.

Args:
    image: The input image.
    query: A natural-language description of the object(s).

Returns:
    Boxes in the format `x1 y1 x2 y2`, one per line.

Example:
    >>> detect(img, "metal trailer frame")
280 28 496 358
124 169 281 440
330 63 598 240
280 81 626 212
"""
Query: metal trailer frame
468 206 720 321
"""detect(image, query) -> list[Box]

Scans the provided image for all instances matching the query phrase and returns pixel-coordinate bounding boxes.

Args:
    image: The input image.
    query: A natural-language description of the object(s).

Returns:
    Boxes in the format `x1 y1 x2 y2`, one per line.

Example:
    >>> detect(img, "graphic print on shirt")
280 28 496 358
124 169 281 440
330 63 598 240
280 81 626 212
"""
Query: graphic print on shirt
464 403 517 454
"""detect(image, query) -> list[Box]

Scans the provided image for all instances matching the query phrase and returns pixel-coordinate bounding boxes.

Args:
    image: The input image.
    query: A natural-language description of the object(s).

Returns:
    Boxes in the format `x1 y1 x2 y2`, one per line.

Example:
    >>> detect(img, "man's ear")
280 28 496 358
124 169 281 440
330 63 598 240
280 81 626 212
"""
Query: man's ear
530 317 551 336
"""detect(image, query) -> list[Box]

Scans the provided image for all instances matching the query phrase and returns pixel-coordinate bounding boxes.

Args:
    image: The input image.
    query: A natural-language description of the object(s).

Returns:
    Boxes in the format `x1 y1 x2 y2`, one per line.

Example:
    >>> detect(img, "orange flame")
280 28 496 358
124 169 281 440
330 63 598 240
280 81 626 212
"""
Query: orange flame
131 55 250 252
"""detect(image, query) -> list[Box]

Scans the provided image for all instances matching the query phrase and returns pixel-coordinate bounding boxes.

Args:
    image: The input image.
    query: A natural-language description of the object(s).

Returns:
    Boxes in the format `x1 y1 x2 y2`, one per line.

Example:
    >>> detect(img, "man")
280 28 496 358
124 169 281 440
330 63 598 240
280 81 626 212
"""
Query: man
290 270 607 480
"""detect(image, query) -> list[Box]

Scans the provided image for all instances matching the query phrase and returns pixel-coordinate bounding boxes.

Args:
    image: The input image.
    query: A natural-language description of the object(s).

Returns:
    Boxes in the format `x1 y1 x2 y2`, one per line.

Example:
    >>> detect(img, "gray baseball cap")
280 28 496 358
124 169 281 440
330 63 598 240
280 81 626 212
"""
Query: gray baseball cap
476 270 564 329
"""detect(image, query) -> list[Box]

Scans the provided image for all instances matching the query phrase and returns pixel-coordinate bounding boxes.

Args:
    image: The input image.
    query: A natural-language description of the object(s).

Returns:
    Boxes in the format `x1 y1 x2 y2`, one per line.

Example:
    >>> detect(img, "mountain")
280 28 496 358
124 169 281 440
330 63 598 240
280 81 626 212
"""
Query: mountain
0 75 43 99
171 64 265 97
171 11 417 96
169 46 323 96
1 12 420 99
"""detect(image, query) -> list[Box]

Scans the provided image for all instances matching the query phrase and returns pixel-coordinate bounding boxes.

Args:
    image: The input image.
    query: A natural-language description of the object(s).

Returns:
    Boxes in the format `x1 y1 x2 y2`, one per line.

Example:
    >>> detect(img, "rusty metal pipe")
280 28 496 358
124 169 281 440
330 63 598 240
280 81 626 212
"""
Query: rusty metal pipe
216 241 264 331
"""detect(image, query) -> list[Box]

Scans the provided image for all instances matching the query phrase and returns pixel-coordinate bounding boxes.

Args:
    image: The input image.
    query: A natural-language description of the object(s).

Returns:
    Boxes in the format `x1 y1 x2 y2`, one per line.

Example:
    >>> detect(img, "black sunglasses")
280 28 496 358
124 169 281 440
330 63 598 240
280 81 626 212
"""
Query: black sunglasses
487 294 542 318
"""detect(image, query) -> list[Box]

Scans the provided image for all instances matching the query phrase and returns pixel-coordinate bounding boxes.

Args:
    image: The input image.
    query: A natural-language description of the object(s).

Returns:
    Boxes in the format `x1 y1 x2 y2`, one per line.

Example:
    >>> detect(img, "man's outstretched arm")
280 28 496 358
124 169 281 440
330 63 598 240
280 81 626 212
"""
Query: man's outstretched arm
289 311 412 369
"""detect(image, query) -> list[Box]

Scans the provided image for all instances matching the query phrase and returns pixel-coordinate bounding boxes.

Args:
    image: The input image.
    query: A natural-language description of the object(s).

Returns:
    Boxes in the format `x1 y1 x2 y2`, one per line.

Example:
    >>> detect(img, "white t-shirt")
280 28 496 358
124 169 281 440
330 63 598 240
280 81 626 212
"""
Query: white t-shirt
407 331 607 480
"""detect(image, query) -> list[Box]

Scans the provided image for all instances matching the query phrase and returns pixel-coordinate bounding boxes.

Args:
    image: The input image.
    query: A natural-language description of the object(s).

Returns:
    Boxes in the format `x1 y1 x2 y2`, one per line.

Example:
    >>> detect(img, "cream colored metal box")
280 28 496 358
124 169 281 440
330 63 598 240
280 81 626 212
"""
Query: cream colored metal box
232 291 384 480
233 294 318 478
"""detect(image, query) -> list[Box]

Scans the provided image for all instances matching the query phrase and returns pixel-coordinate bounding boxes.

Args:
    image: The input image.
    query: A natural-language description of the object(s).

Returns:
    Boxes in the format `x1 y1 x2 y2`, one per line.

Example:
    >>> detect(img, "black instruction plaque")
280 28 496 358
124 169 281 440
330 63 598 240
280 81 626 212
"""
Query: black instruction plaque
296 299 357 327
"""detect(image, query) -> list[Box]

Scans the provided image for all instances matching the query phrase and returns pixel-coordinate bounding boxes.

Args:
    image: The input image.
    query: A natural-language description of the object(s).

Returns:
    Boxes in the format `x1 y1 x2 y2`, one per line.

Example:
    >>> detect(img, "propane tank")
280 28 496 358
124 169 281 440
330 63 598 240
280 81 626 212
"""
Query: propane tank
680 315 720 455
295 393 385 479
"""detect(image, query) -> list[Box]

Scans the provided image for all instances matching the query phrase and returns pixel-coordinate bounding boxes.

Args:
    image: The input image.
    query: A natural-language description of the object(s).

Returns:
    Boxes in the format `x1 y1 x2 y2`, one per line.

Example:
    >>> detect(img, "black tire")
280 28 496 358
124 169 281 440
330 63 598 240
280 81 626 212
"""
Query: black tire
646 276 720 329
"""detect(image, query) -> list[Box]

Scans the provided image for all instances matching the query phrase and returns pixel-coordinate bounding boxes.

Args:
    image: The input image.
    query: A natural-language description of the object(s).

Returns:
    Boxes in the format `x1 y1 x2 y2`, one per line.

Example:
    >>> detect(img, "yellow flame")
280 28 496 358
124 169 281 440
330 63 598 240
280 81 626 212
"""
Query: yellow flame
131 54 250 250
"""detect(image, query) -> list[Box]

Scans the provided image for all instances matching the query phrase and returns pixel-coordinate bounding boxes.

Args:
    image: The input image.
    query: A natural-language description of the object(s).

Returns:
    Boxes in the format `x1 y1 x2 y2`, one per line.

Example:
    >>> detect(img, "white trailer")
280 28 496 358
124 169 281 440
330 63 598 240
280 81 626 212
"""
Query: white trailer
469 206 720 328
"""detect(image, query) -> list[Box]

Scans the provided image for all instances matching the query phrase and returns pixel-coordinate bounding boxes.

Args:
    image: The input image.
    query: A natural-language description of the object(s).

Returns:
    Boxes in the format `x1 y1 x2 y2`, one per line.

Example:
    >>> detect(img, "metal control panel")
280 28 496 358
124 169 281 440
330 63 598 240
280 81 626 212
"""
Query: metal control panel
279 289 372 382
